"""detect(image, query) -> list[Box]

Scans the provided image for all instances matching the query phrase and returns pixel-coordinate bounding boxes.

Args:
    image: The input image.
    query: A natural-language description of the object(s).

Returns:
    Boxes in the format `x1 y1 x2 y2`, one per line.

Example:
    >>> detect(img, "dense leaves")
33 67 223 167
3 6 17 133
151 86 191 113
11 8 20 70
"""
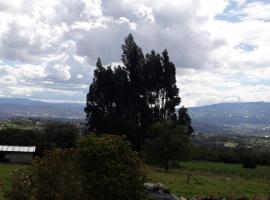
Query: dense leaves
42 122 79 149
177 107 194 135
5 135 146 200
85 34 184 149
193 145 270 167
77 135 146 200
0 128 41 146
143 122 192 171
0 122 79 156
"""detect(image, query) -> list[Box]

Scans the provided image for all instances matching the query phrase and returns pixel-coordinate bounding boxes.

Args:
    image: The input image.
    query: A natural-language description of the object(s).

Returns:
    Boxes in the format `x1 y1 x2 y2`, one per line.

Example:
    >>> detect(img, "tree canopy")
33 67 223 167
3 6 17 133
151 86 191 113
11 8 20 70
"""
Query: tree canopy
143 122 192 171
85 34 191 149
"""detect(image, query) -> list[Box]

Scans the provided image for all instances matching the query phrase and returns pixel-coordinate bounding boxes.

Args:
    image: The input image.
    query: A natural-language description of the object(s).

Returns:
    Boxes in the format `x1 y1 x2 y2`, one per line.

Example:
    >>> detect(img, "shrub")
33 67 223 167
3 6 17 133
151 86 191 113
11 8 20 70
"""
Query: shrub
5 148 83 200
4 168 32 200
77 135 146 200
5 135 146 200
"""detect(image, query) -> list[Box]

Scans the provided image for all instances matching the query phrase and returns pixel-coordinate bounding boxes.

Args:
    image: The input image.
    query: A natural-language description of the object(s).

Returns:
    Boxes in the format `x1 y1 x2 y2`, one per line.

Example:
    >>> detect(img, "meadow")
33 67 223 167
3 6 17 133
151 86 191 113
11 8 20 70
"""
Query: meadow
148 161 270 198
0 162 270 199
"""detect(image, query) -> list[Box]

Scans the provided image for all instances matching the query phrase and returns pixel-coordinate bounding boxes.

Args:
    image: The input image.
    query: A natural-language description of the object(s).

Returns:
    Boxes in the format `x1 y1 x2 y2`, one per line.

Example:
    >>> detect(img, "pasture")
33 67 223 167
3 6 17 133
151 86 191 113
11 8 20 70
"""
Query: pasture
1 162 270 199
148 161 270 198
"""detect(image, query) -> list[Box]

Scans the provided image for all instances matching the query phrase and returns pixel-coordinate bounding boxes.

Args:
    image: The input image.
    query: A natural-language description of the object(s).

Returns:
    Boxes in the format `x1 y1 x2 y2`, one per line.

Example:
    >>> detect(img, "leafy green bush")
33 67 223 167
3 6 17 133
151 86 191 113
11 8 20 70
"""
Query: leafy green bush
77 135 146 200
4 168 32 200
5 148 83 200
5 135 146 200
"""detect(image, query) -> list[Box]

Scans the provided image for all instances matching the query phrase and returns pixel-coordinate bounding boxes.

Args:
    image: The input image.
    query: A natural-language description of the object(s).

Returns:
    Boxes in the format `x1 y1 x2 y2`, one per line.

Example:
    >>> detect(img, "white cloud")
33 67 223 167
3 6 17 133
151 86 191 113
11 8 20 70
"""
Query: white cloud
0 0 270 106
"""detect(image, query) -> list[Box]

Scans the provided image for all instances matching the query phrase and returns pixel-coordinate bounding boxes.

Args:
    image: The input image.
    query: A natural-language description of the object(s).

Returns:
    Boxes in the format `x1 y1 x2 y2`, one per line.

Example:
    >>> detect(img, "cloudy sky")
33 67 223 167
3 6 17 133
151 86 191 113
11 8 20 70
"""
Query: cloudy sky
0 0 270 107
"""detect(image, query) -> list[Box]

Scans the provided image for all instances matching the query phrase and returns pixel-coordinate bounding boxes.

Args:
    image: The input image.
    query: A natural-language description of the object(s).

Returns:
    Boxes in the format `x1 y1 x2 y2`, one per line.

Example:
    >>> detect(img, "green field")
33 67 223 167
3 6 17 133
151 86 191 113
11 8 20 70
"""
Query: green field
148 161 270 198
0 164 26 200
1 162 270 199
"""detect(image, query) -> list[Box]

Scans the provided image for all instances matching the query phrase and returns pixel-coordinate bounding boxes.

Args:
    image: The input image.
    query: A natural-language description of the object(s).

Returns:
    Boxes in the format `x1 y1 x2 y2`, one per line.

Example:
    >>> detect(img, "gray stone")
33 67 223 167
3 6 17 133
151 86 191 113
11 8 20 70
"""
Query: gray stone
144 183 179 200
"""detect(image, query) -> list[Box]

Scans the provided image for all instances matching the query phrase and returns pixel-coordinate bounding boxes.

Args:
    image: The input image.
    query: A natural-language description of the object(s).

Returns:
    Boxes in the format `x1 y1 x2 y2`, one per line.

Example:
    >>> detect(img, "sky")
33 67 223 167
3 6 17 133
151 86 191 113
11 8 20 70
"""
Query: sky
0 0 270 107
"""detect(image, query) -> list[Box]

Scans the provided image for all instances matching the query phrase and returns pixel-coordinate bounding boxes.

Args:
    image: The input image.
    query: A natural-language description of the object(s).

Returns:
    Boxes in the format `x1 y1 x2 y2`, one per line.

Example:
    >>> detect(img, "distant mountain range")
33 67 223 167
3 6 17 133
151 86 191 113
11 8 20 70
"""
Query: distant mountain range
188 102 270 136
0 98 85 120
0 98 270 136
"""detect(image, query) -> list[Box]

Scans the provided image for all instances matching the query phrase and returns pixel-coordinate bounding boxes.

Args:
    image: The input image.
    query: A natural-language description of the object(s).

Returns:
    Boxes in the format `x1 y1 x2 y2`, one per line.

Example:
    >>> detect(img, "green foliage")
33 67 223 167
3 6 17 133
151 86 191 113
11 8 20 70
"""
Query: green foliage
0 164 26 200
4 168 32 200
77 135 146 200
193 145 270 166
5 135 146 200
85 34 183 150
0 128 41 146
42 122 79 149
5 149 83 200
0 122 79 156
143 122 191 171
177 107 194 135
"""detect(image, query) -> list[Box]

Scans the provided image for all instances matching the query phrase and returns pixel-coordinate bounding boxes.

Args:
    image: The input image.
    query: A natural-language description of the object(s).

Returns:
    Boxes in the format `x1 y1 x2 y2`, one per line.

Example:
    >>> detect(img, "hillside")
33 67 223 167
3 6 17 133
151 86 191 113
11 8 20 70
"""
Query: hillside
188 102 270 136
0 98 84 120
1 98 270 136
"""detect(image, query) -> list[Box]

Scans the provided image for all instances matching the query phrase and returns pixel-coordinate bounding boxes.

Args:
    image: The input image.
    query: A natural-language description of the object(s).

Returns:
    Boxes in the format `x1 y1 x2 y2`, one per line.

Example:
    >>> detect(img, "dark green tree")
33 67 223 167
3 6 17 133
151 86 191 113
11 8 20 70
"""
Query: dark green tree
41 122 79 151
177 106 194 135
85 34 184 149
143 122 191 171
122 34 145 129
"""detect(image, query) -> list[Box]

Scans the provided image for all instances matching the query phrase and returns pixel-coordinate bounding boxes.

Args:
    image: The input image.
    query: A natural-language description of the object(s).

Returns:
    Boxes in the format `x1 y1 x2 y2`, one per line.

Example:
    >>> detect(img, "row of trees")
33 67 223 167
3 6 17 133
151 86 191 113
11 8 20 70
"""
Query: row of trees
0 123 79 157
193 145 270 168
85 34 193 150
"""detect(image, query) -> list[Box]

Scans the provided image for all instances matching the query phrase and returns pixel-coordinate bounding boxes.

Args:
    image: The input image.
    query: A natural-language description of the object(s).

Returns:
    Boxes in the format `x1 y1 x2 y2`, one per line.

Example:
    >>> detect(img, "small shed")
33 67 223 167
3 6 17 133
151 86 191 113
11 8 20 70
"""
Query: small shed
0 145 36 164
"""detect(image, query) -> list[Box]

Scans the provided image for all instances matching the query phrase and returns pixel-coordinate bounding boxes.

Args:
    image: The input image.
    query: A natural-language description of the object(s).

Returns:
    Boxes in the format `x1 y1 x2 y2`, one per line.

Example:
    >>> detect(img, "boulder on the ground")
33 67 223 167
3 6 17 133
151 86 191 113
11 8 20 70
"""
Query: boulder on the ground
144 183 179 200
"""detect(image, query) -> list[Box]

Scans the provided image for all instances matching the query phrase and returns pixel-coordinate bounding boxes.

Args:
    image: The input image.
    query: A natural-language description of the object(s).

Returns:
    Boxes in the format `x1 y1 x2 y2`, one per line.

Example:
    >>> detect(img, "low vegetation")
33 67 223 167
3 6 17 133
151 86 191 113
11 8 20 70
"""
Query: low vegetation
0 164 26 200
2 161 270 200
3 135 146 200
143 122 191 171
148 161 270 198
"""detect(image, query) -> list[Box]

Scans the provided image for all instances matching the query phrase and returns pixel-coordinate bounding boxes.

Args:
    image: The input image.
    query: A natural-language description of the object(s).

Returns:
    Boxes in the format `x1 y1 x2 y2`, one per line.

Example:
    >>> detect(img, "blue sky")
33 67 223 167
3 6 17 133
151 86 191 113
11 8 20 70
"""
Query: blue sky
0 0 270 107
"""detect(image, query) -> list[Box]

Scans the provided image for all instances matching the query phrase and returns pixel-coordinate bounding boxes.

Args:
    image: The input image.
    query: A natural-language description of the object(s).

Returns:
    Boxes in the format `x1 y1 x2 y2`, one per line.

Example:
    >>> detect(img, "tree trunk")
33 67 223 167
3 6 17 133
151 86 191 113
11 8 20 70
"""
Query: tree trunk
165 159 169 171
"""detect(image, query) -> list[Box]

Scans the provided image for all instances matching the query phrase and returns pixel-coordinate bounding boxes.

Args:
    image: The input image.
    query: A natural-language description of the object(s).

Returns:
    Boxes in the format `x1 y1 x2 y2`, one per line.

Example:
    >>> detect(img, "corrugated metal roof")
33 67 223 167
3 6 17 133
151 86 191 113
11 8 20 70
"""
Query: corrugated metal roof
0 145 36 152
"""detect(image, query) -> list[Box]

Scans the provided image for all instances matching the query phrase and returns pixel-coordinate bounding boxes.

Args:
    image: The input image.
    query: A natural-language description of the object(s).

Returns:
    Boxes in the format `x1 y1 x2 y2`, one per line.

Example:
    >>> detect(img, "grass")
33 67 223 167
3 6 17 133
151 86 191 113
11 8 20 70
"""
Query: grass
179 161 270 180
148 161 270 198
0 161 270 199
0 164 26 200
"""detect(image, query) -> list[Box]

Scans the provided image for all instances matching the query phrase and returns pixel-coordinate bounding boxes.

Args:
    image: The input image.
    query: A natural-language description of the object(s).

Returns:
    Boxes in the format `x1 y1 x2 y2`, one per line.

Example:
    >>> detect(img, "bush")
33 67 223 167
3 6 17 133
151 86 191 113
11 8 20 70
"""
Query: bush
5 148 83 200
5 135 146 200
4 168 32 200
77 135 146 200
42 122 79 149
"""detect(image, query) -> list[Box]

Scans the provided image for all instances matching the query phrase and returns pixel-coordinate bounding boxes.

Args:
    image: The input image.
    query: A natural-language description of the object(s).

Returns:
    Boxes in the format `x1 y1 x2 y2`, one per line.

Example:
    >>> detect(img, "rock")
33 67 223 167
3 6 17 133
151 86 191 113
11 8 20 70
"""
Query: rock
144 182 179 200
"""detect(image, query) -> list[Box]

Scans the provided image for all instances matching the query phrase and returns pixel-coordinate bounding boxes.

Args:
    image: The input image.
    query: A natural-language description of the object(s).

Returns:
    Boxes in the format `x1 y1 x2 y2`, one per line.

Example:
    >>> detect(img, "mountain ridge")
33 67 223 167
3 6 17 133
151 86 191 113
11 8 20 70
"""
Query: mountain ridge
188 102 270 136
1 98 270 136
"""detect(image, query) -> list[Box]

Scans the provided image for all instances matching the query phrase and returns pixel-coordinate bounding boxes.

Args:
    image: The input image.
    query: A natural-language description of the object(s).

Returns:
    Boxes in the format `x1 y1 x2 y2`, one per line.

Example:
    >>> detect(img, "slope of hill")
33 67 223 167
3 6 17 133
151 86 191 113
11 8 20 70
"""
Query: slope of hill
188 102 270 136
1 98 270 136
0 98 85 120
